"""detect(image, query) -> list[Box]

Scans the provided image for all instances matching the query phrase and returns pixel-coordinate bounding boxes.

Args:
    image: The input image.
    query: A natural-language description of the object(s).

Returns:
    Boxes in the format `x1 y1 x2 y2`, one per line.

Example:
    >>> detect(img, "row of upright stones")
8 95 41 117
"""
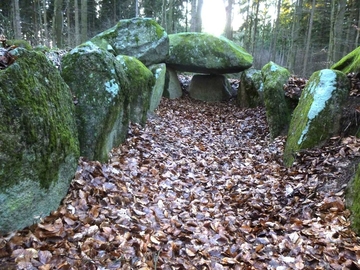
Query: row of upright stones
0 14 360 234
0 17 253 233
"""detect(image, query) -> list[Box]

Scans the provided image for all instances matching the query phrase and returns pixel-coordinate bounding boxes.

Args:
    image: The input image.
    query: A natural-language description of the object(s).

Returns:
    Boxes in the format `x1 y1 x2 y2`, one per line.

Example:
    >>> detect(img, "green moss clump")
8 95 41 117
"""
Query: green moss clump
331 46 360 74
346 162 360 235
6 39 32 50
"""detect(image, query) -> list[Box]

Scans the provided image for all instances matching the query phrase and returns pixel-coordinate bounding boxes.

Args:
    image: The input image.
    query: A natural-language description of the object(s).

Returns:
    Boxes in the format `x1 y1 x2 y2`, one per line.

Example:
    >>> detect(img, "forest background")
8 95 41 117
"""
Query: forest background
1 0 360 78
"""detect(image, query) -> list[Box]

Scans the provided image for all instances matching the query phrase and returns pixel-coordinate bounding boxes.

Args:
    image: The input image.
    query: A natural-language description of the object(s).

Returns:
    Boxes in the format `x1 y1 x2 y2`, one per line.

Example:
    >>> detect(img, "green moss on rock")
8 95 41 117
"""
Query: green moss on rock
166 32 253 74
346 162 360 235
61 42 130 162
283 69 350 167
116 55 155 124
5 39 32 50
262 62 291 139
237 68 264 108
0 48 79 234
331 46 360 74
90 17 168 66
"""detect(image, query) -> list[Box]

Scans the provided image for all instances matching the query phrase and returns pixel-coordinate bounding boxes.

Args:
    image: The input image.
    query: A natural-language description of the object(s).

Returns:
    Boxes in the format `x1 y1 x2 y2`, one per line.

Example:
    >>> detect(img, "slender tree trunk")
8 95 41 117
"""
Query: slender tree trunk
43 0 49 46
81 0 87 43
66 0 71 47
74 0 80 45
161 0 167 31
190 0 197 32
195 0 203 32
270 0 281 61
135 0 139 17
225 0 234 39
356 11 360 48
287 0 303 73
250 0 260 54
13 0 22 39
303 0 315 76
53 0 63 48
333 0 347 61
327 0 336 67
167 0 174 33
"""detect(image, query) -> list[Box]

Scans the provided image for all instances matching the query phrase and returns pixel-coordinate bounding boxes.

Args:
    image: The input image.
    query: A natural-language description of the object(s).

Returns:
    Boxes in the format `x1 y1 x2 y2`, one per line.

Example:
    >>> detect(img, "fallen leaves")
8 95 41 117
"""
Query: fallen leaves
1 94 360 269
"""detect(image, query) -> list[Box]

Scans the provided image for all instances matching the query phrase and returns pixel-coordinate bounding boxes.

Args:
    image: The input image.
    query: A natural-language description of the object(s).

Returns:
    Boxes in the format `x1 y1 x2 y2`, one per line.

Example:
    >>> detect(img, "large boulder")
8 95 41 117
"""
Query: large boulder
283 69 350 167
90 17 169 66
165 32 253 74
163 67 183 99
188 74 232 102
0 48 79 234
116 55 155 124
237 68 264 107
61 42 148 162
262 62 291 139
331 46 360 74
148 63 166 112
346 162 360 235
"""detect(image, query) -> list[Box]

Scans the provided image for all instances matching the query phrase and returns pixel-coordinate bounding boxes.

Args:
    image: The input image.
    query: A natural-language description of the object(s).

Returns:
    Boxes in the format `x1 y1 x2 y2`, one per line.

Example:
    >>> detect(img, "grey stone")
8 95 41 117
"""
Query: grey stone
262 62 291 139
0 48 79 234
90 17 169 66
283 69 350 167
61 42 130 162
166 32 253 74
163 67 182 99
237 68 264 108
148 63 166 112
189 74 232 102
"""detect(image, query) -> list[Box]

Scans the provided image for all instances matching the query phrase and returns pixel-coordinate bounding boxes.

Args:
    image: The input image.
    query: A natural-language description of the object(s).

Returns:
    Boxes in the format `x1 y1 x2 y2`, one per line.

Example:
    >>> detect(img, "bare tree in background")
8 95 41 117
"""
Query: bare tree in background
53 0 63 47
81 0 87 43
13 0 22 39
225 0 234 39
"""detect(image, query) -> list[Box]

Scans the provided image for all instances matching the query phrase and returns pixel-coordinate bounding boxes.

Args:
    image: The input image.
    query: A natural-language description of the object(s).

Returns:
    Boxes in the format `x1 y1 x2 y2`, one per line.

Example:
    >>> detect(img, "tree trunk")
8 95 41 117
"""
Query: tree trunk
190 0 197 32
74 0 80 46
81 0 87 43
13 0 22 39
195 0 203 32
225 0 234 39
43 0 49 46
303 0 315 76
53 0 63 48
270 0 281 61
167 0 174 33
287 0 303 73
251 0 260 54
333 0 347 61
135 0 139 17
327 0 336 67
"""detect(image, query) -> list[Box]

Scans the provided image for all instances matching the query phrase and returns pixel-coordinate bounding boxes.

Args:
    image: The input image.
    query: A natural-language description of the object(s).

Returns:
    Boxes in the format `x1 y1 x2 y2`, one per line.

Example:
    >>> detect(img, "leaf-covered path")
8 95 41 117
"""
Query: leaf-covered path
1 96 360 270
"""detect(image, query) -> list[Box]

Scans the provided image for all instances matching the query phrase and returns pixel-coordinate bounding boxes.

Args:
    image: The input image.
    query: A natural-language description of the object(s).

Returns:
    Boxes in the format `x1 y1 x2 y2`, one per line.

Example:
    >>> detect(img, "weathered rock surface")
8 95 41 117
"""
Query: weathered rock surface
116 55 155 124
163 67 183 99
237 68 264 107
61 42 130 162
166 32 253 74
331 46 360 74
0 48 79 234
262 62 291 139
90 17 169 66
189 74 232 102
346 162 360 235
283 69 350 167
149 63 166 112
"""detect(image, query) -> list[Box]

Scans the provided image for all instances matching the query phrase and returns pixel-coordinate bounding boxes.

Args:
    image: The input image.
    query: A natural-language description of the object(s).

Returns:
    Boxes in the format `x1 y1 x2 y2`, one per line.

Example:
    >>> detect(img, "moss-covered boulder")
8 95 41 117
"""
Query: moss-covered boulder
189 74 232 102
283 69 350 167
237 68 264 107
331 46 360 74
346 162 360 235
3 39 32 50
90 17 169 66
262 62 291 139
61 42 129 162
116 55 155 124
163 67 182 99
148 63 166 112
0 48 79 234
166 32 253 74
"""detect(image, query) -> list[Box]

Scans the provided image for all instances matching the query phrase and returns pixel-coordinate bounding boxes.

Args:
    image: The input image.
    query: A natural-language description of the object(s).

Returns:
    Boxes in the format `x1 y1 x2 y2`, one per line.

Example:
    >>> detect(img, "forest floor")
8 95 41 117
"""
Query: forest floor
1 76 360 270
